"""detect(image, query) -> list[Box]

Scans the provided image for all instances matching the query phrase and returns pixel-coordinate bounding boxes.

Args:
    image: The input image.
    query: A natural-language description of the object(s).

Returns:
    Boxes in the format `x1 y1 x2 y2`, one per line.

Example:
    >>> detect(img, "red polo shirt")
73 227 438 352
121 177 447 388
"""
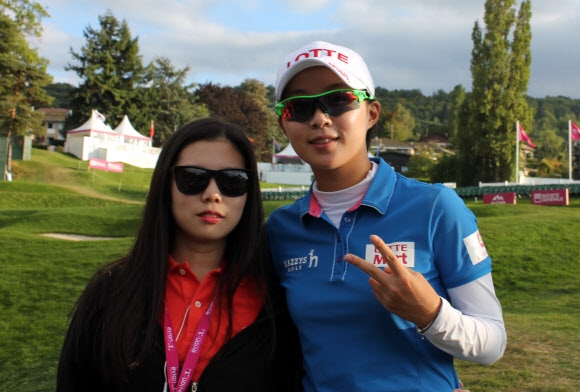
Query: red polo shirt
164 255 263 381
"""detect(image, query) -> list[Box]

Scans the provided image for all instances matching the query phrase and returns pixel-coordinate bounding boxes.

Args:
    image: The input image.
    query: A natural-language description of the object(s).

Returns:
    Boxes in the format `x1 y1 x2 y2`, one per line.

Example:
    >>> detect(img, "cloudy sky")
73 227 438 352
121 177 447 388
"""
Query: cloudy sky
35 0 580 99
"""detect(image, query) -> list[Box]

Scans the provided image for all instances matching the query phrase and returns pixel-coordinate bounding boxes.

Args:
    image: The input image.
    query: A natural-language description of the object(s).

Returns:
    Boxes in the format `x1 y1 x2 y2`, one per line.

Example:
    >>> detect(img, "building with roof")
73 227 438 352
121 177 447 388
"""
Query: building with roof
36 108 68 145
371 138 417 173
418 133 451 148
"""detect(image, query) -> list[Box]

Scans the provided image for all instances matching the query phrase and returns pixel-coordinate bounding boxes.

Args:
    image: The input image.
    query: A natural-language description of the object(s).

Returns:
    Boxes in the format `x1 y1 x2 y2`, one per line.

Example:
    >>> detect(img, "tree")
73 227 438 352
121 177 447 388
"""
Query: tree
138 57 209 144
0 1 52 176
65 10 147 131
430 154 460 184
456 0 533 185
534 128 565 161
447 84 466 144
237 78 283 161
391 103 416 141
405 153 435 180
195 83 270 162
0 0 48 36
573 143 580 180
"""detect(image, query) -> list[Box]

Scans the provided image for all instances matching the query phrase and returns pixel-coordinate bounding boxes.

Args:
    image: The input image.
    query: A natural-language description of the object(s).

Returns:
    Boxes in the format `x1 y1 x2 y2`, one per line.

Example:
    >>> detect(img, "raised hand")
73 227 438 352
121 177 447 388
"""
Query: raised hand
344 234 442 328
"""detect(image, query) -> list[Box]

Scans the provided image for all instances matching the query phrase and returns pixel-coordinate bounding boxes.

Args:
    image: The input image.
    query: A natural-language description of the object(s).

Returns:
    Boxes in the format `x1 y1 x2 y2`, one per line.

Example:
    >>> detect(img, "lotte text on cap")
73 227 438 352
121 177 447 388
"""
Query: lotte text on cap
275 41 375 102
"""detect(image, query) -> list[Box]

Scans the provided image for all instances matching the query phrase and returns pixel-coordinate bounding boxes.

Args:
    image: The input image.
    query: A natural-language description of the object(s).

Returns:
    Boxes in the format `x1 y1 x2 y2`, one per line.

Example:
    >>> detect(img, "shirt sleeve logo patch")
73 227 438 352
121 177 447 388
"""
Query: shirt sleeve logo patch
463 230 489 265
365 242 415 268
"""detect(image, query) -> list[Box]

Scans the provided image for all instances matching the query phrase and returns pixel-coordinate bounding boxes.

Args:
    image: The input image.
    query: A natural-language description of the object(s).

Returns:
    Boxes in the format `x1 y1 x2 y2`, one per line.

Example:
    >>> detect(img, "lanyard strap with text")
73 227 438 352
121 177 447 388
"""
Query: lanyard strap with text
164 299 215 392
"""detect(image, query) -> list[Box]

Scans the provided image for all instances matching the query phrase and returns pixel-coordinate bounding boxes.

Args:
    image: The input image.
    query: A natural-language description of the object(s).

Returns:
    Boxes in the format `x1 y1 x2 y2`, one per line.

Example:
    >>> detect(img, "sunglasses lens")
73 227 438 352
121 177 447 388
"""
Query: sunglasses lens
281 100 313 122
321 91 359 117
280 90 362 122
173 167 250 197
216 170 250 197
174 167 209 195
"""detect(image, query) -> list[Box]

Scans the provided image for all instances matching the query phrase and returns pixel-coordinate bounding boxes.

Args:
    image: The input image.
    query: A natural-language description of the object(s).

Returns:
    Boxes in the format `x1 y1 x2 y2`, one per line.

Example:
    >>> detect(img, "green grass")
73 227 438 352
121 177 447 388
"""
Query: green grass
0 149 579 391
454 201 580 391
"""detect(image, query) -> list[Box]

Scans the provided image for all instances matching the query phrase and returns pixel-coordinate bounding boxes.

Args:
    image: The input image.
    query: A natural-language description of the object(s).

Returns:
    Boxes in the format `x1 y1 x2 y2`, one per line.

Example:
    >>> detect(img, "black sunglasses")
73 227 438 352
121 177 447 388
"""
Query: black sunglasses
173 166 251 197
275 89 373 122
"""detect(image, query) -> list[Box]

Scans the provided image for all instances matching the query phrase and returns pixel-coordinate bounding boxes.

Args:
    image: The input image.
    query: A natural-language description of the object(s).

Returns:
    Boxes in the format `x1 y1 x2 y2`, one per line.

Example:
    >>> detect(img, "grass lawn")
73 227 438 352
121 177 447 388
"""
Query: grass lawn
453 202 580 391
0 149 578 391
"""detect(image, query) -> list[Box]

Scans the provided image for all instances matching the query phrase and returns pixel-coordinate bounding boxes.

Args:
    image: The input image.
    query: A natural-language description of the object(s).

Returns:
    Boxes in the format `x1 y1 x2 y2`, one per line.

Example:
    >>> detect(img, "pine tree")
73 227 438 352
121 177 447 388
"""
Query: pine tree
65 10 146 130
0 1 53 176
457 0 533 185
138 57 209 144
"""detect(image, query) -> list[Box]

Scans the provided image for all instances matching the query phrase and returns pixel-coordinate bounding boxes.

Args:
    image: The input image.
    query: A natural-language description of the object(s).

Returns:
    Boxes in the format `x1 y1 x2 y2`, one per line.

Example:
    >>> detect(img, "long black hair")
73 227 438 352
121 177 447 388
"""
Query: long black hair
66 118 271 382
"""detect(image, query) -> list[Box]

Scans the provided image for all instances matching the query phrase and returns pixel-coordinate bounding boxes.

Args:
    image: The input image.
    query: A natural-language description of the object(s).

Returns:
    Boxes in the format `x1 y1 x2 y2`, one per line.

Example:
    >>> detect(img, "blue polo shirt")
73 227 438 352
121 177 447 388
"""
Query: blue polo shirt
266 158 492 392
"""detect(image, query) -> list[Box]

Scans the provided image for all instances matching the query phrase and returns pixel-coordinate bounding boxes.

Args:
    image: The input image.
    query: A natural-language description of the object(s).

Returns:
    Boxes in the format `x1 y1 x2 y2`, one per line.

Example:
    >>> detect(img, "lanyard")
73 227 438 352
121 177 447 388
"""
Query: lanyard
164 299 215 392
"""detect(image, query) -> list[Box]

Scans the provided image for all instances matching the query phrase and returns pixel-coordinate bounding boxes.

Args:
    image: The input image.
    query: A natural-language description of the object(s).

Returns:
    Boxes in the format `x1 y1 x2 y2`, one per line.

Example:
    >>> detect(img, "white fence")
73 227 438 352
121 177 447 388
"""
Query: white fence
257 162 313 186
480 176 580 187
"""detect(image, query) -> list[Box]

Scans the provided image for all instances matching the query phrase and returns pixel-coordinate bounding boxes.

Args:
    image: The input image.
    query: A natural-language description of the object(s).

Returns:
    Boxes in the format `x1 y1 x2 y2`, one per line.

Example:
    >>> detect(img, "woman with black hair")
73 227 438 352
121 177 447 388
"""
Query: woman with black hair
56 118 302 392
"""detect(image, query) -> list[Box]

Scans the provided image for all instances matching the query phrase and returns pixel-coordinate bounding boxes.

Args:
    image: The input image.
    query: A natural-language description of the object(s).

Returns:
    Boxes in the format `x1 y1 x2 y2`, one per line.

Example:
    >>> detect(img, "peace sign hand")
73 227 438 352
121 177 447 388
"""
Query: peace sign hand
344 234 442 329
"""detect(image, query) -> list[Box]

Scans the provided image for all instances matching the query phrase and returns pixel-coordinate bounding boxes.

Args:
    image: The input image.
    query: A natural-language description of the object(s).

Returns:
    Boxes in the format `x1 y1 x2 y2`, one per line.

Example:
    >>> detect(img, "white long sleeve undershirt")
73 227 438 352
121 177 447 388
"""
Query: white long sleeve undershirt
422 273 506 365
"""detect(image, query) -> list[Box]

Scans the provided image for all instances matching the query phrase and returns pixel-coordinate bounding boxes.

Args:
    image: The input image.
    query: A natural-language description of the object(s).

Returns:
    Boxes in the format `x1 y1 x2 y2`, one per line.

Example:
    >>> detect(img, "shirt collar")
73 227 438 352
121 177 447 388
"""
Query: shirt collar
167 254 225 275
301 158 396 220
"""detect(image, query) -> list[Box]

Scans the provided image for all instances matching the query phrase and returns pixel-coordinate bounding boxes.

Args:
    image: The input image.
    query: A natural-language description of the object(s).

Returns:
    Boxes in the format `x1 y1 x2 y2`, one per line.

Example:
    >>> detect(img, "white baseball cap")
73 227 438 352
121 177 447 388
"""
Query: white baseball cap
275 41 375 102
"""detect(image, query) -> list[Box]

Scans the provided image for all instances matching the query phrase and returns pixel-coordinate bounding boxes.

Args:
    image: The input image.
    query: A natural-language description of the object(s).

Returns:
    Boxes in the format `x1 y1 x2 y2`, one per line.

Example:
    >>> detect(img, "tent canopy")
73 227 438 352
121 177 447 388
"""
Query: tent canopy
114 115 149 139
275 143 299 159
68 109 113 133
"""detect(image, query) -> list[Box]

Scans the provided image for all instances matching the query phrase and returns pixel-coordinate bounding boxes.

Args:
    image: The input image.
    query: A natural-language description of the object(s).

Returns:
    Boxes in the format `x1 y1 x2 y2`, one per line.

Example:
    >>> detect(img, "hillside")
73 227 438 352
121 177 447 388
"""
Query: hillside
10 148 152 205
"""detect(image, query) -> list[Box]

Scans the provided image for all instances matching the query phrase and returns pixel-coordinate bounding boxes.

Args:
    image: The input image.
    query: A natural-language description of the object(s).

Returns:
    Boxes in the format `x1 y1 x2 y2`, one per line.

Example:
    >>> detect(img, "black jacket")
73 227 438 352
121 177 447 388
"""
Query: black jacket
56 271 302 392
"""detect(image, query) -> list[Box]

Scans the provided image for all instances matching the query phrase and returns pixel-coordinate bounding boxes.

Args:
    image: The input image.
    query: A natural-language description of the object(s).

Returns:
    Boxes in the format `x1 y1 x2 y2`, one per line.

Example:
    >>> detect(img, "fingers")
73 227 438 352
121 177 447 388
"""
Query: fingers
368 235 407 276
344 234 407 285
344 235 407 283
344 252 389 285
345 234 443 326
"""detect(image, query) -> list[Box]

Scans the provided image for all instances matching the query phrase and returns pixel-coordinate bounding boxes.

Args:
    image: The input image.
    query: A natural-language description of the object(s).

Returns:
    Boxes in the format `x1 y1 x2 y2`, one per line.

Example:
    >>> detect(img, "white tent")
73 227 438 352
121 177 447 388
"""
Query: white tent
68 109 113 133
274 144 304 164
114 115 149 140
65 110 115 160
275 143 299 159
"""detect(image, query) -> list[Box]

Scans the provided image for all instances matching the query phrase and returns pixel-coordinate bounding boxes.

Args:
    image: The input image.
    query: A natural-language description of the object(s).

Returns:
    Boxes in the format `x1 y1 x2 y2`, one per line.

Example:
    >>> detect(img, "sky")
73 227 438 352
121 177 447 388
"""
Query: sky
34 0 580 99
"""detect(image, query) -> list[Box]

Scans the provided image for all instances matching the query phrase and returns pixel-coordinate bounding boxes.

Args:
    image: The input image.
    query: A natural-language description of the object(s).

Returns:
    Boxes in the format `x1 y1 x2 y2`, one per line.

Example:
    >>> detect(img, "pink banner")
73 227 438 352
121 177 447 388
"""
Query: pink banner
106 162 124 172
531 189 569 206
483 192 517 204
89 158 124 173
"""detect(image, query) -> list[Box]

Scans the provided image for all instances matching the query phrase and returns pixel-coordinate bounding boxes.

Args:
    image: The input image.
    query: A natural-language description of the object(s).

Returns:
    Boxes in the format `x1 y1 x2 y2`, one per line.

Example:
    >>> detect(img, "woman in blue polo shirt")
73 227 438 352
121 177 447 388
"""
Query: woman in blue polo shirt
266 41 506 392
